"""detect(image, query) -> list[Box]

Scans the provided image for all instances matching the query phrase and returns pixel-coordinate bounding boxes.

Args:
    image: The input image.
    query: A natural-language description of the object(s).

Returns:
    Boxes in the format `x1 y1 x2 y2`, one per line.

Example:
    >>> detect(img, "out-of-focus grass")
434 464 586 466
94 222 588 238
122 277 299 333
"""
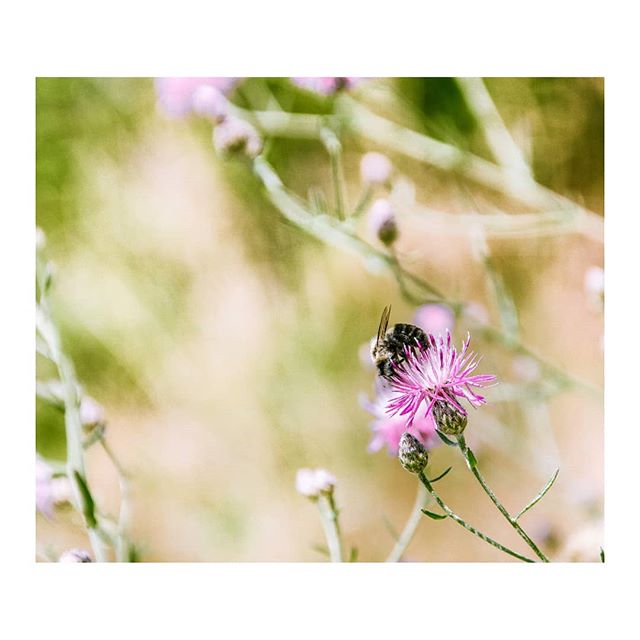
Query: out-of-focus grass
36 78 603 561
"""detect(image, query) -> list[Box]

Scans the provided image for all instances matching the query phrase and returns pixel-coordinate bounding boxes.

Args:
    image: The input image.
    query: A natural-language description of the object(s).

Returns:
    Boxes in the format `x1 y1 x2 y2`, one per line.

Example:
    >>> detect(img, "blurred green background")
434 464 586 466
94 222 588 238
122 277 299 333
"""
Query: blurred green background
36 78 603 561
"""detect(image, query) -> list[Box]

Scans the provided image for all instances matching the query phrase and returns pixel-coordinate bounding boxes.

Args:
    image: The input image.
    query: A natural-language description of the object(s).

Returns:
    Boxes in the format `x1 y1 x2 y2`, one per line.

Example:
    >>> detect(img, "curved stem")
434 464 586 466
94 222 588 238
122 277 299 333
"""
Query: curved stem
456 435 549 562
386 482 429 562
416 471 534 562
316 493 343 562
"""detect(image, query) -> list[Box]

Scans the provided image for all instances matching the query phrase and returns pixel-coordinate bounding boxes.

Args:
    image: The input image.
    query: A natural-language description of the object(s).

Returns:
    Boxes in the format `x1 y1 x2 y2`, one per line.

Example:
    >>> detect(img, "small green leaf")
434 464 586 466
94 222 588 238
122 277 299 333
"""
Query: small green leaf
428 466 452 484
514 468 560 521
466 448 478 469
312 544 329 557
421 509 448 520
435 430 458 447
600 547 605 563
349 547 359 562
73 470 97 529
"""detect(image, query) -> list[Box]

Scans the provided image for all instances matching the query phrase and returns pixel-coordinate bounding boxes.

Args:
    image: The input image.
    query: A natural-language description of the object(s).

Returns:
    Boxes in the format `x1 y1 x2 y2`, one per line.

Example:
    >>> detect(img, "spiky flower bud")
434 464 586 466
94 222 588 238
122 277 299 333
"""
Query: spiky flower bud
58 548 92 563
432 400 468 436
398 432 429 473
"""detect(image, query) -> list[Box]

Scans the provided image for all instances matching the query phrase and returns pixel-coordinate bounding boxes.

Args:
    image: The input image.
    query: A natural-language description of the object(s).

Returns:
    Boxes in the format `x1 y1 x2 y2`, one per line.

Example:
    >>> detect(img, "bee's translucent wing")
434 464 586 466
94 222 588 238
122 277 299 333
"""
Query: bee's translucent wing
375 305 391 350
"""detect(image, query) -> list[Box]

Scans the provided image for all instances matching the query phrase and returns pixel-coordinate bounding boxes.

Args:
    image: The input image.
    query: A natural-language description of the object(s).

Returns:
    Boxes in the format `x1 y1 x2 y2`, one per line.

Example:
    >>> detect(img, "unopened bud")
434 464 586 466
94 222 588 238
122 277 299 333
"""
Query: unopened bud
360 152 392 185
433 401 468 436
367 198 398 246
192 85 228 123
398 432 429 473
58 548 92 563
213 116 263 159
295 468 336 499
80 396 105 430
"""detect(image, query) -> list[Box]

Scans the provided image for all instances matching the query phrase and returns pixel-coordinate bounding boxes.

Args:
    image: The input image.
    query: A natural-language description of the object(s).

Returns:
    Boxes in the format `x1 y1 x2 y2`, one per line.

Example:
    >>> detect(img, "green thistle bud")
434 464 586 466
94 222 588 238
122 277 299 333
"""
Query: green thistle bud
433 401 468 436
398 432 429 473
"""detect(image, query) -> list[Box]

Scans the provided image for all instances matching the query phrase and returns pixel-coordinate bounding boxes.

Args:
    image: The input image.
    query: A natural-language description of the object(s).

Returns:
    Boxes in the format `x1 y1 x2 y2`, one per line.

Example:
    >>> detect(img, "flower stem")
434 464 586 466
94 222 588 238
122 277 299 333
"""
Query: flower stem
320 127 347 219
416 471 535 562
316 493 344 562
456 435 550 562
386 482 429 562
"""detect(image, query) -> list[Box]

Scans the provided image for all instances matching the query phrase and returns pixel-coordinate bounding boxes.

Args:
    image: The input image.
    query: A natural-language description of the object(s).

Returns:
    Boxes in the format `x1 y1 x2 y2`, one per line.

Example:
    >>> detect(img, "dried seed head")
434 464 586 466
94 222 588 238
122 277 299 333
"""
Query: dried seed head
433 400 468 436
398 432 429 473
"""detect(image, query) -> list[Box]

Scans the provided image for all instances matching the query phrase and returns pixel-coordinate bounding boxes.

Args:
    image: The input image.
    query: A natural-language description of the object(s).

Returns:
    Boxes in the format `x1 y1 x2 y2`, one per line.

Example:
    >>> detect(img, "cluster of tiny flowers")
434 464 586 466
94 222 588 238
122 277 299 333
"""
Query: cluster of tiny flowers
295 468 336 499
386 331 496 428
292 77 362 95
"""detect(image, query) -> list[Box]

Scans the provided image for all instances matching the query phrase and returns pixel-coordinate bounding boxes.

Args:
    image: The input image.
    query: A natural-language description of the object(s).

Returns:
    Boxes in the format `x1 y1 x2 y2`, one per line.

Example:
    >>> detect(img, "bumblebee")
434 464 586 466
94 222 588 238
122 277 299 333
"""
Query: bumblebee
372 305 430 381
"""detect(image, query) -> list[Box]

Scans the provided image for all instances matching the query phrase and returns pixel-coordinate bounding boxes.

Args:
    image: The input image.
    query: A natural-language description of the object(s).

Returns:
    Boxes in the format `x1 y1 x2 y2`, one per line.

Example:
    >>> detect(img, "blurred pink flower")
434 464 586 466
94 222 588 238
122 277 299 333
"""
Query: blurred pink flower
414 304 455 335
361 387 438 455
386 331 496 427
292 77 362 95
155 77 238 118
360 152 392 185
59 548 92 563
463 302 489 325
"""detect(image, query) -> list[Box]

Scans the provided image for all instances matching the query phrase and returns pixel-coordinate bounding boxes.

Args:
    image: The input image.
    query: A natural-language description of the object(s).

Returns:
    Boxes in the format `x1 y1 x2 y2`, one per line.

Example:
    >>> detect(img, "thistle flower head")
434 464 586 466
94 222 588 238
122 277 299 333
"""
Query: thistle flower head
398 432 429 473
386 331 496 428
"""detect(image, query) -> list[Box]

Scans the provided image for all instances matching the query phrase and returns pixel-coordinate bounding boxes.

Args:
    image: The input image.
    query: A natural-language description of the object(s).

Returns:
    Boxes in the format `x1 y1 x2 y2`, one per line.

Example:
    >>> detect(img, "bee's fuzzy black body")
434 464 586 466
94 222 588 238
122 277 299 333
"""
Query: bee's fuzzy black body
372 306 430 381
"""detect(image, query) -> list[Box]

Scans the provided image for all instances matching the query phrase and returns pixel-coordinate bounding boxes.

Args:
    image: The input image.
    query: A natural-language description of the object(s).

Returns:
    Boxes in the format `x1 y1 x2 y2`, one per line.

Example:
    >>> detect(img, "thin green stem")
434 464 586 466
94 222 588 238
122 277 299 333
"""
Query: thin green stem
386 482 429 562
456 435 550 562
416 471 535 562
100 437 132 562
316 493 344 562
320 127 347 219
352 184 374 218
455 77 530 175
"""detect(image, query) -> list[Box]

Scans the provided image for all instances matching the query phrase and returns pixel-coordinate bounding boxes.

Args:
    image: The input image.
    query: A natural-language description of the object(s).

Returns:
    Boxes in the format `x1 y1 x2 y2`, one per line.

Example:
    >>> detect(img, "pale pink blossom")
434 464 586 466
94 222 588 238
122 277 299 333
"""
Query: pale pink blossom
414 304 455 336
59 549 92 563
79 396 105 428
360 152 392 185
213 116 262 158
295 468 336 498
155 77 238 118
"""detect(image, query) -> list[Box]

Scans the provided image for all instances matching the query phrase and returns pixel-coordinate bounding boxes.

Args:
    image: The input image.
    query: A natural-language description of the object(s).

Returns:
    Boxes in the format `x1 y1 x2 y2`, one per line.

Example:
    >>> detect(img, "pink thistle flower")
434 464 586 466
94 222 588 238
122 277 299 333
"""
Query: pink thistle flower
386 331 496 428
361 387 438 455
155 77 238 118
292 77 363 95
